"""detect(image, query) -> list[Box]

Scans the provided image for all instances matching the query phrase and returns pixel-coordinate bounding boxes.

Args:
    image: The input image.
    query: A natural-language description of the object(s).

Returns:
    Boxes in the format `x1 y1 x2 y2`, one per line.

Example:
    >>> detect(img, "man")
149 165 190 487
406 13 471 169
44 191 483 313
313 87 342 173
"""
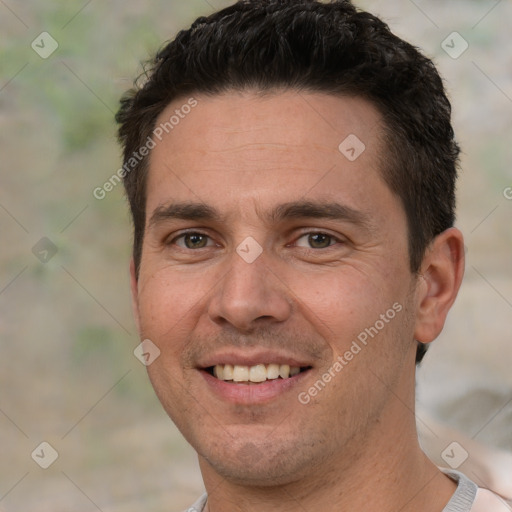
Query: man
116 1 510 510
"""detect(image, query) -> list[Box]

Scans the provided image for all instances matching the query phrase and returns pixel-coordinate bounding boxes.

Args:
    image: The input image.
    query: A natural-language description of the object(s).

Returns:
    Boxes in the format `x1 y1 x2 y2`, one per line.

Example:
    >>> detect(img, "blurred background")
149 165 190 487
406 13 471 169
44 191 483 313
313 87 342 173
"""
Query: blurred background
0 0 511 510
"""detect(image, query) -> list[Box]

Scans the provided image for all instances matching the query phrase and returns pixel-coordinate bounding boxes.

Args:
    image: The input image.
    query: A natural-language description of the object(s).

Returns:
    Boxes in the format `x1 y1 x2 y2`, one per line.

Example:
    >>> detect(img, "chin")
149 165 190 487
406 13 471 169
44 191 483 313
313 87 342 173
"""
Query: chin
197 433 317 486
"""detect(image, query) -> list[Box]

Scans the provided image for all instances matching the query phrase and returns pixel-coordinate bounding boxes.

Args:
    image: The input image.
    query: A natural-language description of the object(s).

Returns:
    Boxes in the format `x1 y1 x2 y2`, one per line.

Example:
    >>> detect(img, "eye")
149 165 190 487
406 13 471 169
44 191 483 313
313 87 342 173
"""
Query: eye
295 232 339 249
171 232 214 249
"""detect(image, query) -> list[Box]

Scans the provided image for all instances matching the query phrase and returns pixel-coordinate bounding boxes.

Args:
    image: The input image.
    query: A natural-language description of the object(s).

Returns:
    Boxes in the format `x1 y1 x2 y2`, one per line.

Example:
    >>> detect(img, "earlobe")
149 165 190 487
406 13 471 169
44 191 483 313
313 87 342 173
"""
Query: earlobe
414 228 465 345
130 258 142 335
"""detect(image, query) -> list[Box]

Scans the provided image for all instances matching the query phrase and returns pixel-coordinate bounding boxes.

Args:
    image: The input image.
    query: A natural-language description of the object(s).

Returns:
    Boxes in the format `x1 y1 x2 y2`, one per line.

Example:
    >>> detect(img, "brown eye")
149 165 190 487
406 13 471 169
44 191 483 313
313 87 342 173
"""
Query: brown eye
308 233 332 249
173 232 212 249
295 232 337 249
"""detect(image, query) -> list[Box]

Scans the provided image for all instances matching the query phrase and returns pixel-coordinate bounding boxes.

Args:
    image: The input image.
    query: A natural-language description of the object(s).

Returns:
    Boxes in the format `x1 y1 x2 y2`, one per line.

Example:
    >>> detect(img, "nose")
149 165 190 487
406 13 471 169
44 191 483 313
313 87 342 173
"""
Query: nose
207 248 292 332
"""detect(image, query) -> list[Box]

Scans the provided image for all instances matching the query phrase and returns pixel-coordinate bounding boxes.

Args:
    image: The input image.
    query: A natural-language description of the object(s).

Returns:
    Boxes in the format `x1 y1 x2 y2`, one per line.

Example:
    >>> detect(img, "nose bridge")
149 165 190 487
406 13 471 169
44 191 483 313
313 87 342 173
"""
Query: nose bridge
208 244 292 330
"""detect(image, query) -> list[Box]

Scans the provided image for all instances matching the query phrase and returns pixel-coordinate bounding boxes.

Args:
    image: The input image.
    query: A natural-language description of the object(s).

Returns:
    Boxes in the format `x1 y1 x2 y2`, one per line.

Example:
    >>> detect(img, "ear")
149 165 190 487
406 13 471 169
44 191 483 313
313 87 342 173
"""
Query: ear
130 258 142 336
414 227 465 345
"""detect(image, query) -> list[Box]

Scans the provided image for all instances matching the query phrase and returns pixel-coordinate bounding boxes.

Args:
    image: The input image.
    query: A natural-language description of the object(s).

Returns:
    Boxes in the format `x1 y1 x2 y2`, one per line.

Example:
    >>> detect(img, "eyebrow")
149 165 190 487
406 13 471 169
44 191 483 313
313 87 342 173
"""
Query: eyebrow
148 200 374 231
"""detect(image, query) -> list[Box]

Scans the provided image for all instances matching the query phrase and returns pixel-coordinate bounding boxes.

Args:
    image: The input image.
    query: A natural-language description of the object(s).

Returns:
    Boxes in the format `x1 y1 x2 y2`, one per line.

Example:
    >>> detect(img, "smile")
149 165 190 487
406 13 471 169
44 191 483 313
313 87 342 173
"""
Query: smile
207 363 311 383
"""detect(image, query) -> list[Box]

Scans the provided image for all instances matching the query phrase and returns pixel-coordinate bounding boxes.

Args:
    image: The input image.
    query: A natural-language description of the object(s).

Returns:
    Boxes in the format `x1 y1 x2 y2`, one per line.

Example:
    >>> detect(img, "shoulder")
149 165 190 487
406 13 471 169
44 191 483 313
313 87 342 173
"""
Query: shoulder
472 488 512 512
441 468 512 512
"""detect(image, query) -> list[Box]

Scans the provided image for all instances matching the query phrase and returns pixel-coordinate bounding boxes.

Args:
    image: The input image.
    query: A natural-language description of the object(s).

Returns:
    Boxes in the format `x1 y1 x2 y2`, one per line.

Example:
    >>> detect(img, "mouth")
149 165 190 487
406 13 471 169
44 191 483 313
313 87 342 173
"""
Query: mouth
204 363 312 384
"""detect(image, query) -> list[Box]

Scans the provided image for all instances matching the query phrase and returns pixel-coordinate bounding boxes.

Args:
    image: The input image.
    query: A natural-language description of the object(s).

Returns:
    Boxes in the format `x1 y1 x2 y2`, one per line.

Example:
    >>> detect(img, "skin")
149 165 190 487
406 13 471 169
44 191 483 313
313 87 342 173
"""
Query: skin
130 90 465 511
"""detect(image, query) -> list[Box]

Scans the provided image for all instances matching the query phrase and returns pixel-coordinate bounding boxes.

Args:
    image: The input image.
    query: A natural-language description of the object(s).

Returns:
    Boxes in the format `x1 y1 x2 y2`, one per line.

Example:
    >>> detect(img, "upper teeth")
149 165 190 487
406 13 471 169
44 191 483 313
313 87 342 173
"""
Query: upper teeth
213 364 301 382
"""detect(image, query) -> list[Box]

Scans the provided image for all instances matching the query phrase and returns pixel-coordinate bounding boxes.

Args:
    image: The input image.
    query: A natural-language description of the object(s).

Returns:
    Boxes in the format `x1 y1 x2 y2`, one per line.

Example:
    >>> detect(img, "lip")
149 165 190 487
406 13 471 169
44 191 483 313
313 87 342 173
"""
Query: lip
199 367 312 405
197 349 313 369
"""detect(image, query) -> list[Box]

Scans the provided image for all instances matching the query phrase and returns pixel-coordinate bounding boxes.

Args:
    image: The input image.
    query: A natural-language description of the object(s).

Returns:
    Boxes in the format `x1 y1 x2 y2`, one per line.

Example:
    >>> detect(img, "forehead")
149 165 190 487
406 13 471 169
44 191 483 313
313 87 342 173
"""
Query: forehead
145 90 395 222
152 90 383 162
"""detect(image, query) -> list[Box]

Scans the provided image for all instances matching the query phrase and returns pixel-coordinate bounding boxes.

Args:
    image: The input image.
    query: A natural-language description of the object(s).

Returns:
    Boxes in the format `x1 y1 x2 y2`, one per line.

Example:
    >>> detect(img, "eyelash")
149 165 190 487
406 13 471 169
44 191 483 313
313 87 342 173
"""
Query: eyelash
167 230 344 250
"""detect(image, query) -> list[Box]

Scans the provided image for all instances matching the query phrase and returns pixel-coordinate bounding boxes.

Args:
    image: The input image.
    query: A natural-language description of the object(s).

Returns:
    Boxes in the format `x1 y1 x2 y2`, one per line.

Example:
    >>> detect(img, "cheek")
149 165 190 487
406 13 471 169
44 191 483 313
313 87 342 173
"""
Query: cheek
136 268 208 348
289 266 401 342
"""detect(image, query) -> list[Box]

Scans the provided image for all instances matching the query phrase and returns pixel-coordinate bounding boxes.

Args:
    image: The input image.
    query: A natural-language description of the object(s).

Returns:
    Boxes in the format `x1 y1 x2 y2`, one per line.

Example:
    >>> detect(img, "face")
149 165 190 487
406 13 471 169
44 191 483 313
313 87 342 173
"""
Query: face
131 90 422 486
